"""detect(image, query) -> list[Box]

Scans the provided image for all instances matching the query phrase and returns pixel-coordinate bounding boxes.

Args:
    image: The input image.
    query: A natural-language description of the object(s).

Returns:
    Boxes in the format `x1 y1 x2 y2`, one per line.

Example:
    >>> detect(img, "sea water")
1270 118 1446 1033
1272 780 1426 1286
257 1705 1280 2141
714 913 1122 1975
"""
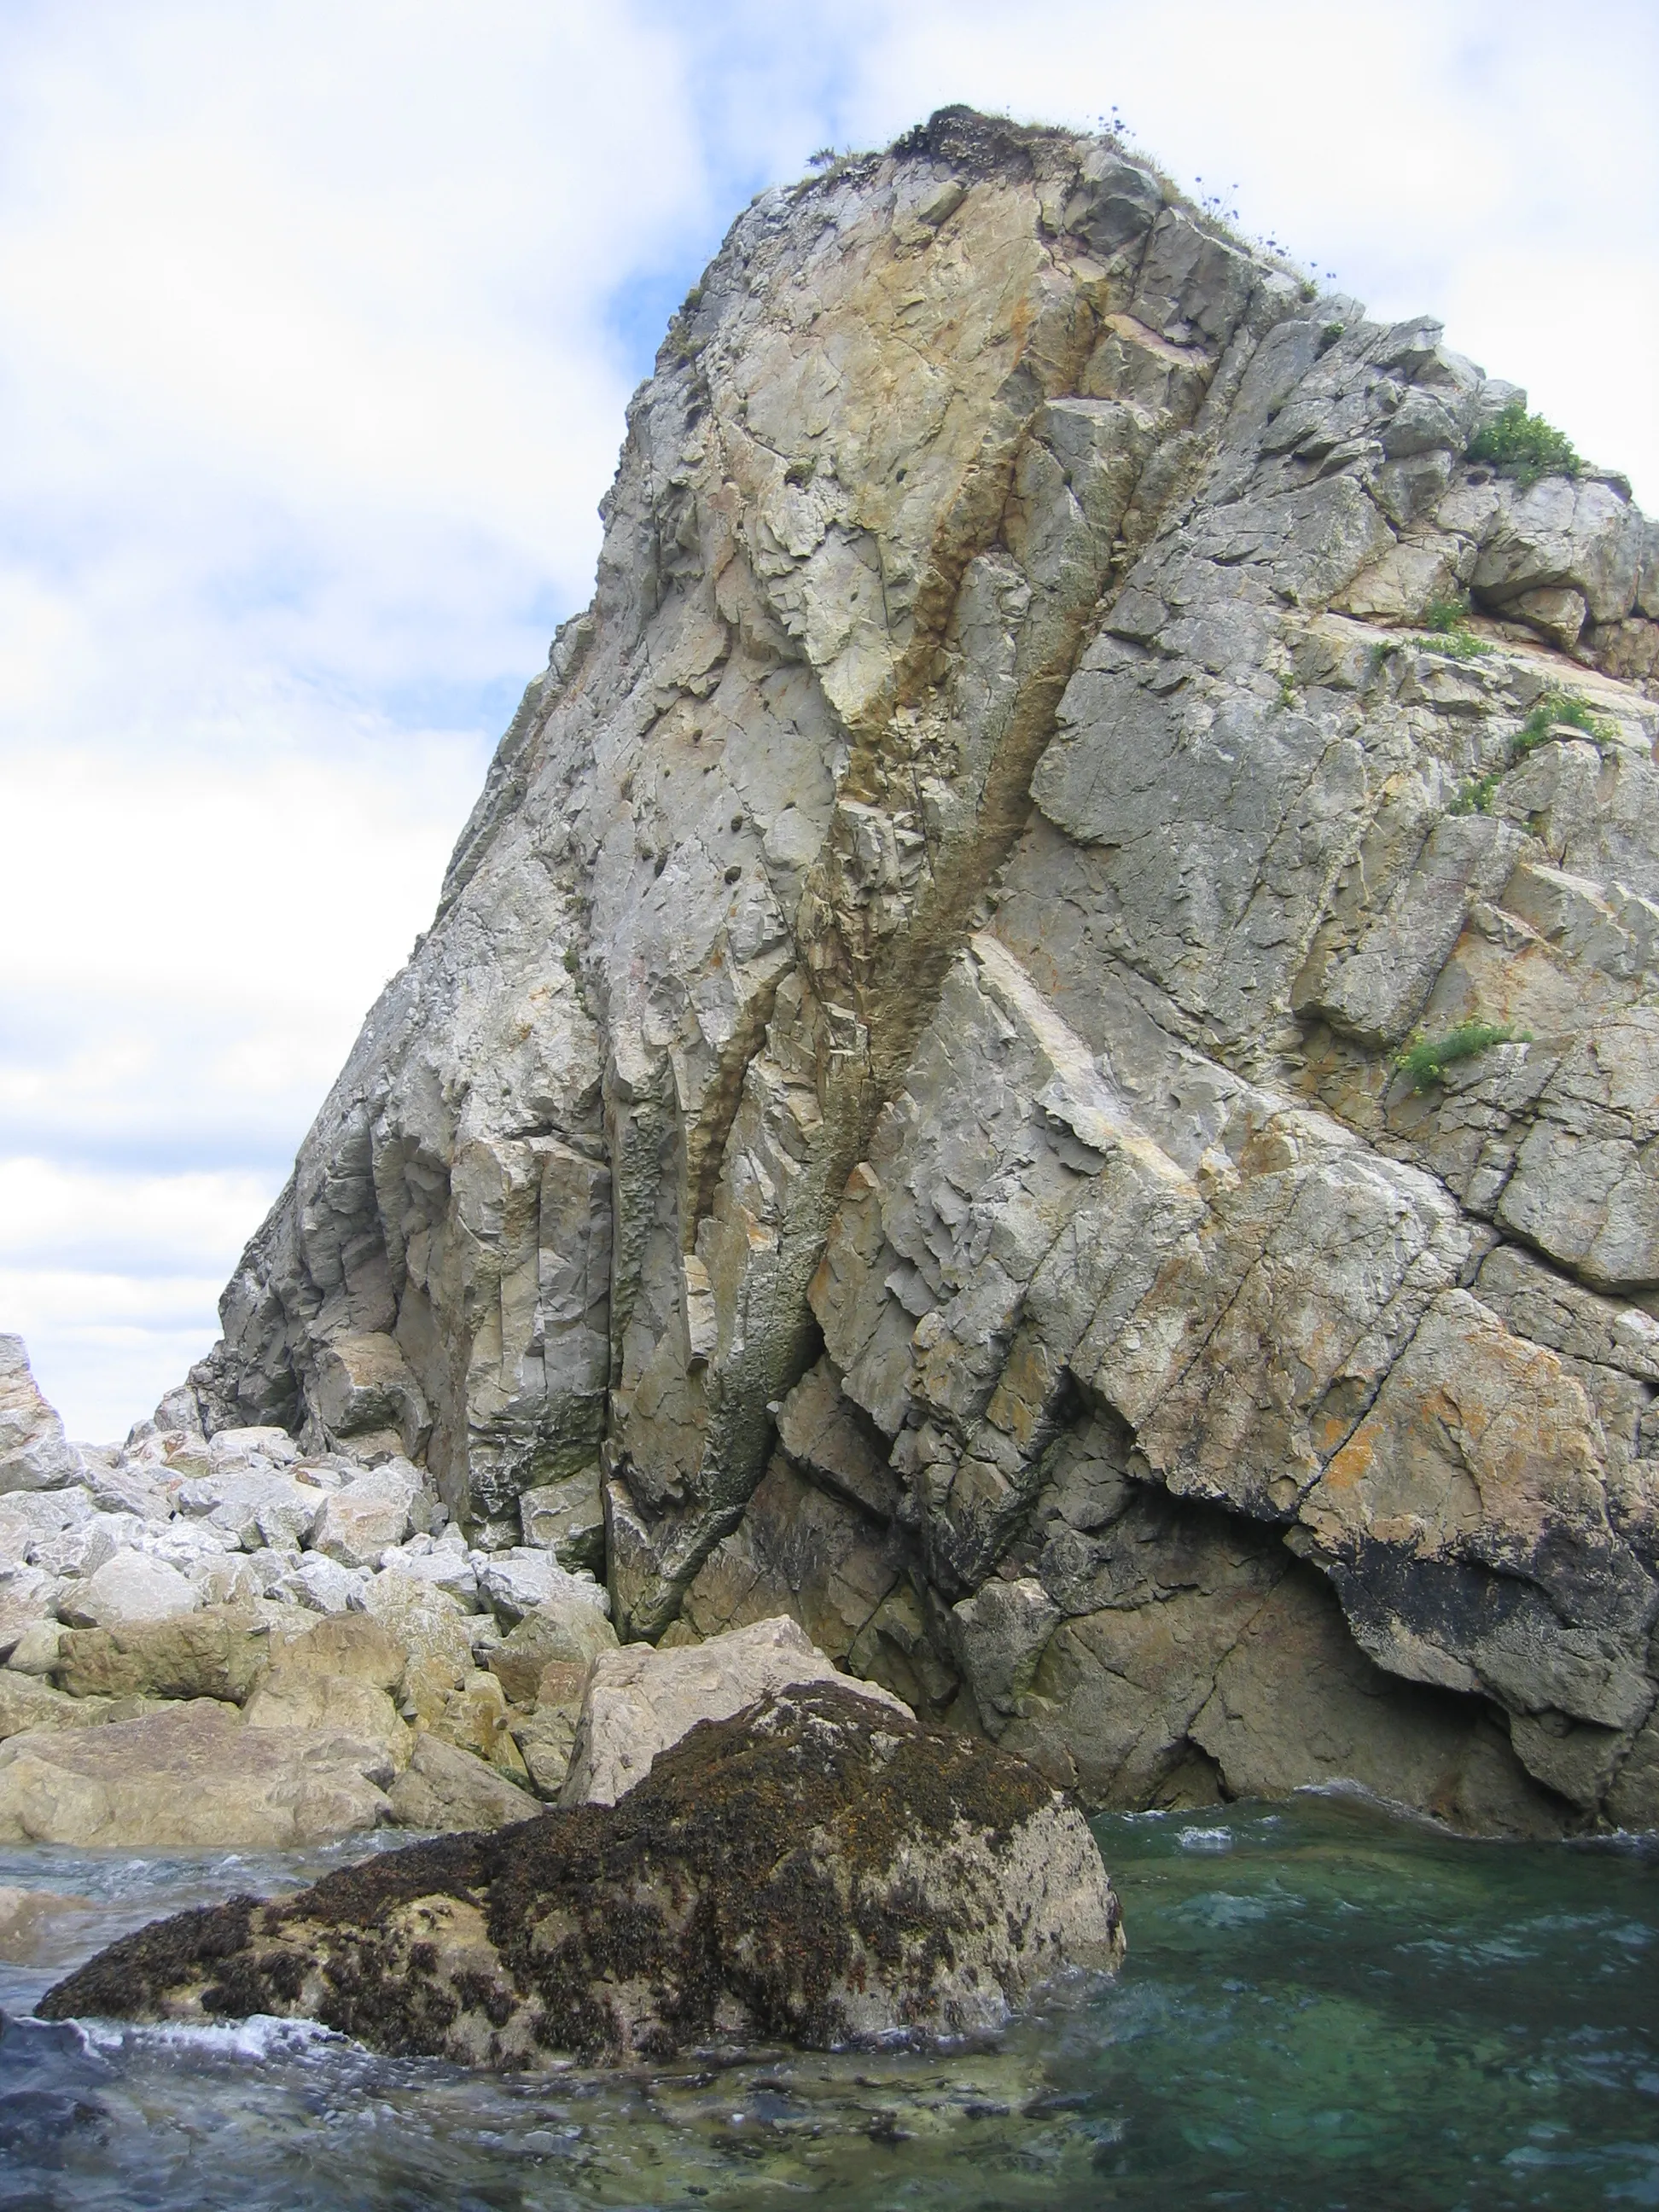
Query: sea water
1 1793 1653 2209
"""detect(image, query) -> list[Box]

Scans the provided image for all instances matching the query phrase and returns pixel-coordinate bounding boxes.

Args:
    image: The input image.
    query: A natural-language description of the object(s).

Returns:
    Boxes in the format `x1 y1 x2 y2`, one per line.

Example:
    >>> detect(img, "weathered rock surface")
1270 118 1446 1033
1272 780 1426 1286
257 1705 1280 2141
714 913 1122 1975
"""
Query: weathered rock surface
0 1703 395 1847
384 1730 540 1832
40 1683 1122 2060
73 109 1659 1832
54 1606 273 1704
561 1614 910 1807
0 1337 78 1494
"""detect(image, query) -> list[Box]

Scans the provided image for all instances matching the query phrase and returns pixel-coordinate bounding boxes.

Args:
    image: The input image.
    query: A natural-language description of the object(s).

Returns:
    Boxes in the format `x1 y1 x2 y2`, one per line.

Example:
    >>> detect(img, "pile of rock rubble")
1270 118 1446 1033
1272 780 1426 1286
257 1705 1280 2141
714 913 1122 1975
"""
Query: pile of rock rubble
0 1333 620 1844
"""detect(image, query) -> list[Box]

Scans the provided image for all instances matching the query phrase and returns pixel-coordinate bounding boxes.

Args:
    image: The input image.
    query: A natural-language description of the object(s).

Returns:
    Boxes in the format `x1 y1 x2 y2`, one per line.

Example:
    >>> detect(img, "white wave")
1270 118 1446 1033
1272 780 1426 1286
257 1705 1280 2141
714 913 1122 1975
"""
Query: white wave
77 2011 341 2062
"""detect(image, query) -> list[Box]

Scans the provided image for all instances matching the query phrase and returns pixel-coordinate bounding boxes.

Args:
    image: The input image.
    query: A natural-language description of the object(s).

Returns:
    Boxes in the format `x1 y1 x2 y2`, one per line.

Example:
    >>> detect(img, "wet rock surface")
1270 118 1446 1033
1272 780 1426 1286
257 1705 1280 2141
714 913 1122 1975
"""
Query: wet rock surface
39 1683 1123 2064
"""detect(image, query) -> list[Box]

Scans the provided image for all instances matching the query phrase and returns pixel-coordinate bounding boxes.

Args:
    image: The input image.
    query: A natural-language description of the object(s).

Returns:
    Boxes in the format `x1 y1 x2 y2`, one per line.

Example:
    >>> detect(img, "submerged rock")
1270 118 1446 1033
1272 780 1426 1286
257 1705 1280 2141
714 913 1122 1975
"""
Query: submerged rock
40 1684 1122 2062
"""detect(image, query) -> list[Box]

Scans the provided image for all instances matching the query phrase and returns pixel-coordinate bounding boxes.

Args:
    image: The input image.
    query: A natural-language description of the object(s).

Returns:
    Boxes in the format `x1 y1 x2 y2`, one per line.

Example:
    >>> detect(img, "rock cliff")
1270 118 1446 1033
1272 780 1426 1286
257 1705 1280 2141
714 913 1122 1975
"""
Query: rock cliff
182 108 1659 1836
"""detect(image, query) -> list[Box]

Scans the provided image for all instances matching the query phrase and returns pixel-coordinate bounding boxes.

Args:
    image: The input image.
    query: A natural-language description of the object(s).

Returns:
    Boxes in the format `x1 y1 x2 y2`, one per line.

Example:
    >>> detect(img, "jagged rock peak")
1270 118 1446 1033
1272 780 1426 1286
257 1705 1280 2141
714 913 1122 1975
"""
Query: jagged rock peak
181 108 1659 1836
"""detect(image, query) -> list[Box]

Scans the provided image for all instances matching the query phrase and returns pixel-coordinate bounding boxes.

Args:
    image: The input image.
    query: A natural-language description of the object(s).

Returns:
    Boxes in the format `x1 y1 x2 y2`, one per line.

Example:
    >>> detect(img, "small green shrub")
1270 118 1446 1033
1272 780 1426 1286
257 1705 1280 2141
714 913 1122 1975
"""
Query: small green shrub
1412 599 1491 660
1278 674 1297 708
562 946 579 974
1422 600 1470 634
1397 1022 1528 1092
1468 402 1582 489
1447 771 1501 816
1511 691 1617 761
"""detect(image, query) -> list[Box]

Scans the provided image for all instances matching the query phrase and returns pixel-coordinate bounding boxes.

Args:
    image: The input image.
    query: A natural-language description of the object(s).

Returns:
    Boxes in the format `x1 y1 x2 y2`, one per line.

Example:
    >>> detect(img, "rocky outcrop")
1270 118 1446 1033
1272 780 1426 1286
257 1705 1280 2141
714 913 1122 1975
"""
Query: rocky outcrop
164 109 1659 1834
0 1338 77 1495
40 1681 1122 2059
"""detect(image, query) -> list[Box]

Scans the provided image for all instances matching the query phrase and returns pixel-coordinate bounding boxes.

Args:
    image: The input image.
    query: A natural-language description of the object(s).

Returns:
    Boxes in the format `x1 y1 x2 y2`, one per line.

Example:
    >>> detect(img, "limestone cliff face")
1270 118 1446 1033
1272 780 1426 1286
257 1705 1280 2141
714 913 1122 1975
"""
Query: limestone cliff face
189 109 1659 1834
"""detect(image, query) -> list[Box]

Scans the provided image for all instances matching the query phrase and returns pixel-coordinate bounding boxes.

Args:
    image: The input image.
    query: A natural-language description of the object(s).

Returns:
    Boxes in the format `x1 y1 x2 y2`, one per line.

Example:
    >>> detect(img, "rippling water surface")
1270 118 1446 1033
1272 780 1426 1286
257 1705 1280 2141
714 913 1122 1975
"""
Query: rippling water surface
1 1794 1654 2210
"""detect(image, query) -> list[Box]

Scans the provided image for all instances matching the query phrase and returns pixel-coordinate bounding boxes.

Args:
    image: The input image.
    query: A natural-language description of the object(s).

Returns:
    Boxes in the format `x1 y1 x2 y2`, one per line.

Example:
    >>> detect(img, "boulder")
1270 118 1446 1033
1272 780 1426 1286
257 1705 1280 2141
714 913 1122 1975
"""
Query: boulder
28 1511 143 1580
362 1570 474 1726
282 1553 367 1614
425 1670 528 1776
188 1552 266 1610
474 1548 609 1626
4 1620 63 1675
383 1731 539 1832
517 1468 605 1573
58 1551 198 1632
0 1336 78 1493
40 1684 1123 2061
0 1567 63 1662
208 1426 300 1470
129 1519 239 1579
242 1671 411 1767
311 1476 416 1569
0 1702 393 1847
508 1663 590 1796
266 1612 405 1691
561 1614 911 1807
0 1486 93 1563
53 1606 272 1704
376 1531 478 1606
0 1673 115 1740
361 1570 473 1680
173 1466 325 1551
485 1599 618 1704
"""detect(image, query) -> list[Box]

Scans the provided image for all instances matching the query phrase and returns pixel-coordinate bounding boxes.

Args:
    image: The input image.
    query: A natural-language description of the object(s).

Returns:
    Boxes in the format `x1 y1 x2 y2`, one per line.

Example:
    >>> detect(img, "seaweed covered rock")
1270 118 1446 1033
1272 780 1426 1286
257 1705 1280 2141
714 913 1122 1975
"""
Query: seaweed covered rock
40 1684 1122 2063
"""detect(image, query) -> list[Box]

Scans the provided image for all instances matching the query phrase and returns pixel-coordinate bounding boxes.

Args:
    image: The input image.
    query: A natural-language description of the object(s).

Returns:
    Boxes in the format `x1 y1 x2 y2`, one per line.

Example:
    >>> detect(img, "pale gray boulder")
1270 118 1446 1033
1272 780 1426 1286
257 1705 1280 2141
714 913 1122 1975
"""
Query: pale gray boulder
0 1338 78 1495
280 1552 366 1614
561 1614 909 1807
473 1548 608 1625
60 1551 199 1632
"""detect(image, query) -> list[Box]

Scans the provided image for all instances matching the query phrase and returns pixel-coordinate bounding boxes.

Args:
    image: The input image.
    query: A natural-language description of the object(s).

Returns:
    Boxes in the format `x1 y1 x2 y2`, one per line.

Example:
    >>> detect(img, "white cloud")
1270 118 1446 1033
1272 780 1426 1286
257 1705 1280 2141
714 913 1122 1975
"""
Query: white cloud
3 0 1653 1435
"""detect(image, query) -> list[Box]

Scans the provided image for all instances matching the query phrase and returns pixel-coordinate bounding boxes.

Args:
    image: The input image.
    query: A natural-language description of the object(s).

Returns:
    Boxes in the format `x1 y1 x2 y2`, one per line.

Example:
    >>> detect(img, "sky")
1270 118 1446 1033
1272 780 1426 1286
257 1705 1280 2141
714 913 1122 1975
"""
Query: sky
2 0 1655 1441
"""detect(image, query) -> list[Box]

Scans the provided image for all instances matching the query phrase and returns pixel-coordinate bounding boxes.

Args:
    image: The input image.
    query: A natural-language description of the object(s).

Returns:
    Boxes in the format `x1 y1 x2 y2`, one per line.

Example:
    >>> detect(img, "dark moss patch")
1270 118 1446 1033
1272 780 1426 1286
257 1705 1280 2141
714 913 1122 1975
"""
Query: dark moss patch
38 1898 257 2024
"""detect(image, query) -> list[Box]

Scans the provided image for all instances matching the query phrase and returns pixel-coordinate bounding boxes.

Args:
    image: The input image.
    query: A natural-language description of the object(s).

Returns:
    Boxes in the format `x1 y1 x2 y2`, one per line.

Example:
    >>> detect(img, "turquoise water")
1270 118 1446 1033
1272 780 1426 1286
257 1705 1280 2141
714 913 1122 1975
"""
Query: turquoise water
1 1792 1654 2209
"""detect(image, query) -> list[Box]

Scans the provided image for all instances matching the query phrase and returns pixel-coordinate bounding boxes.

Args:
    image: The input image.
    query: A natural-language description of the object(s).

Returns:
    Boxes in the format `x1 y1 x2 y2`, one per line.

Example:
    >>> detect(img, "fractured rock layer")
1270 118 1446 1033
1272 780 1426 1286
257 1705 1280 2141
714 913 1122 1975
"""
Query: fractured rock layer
184 108 1659 1833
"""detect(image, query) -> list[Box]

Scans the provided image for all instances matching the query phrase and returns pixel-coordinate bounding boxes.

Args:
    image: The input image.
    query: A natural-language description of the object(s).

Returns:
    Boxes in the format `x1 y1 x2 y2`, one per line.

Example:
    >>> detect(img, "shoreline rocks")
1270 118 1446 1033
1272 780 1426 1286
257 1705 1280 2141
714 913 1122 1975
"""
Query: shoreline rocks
39 1683 1123 2062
